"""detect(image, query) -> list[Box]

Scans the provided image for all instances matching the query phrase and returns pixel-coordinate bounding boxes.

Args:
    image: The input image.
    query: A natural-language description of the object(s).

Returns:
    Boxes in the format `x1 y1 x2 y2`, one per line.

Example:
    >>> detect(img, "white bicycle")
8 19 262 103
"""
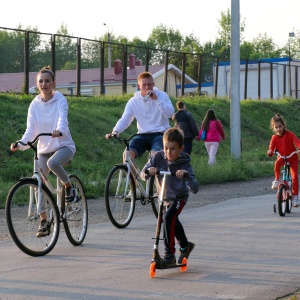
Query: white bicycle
6 133 88 256
105 133 159 228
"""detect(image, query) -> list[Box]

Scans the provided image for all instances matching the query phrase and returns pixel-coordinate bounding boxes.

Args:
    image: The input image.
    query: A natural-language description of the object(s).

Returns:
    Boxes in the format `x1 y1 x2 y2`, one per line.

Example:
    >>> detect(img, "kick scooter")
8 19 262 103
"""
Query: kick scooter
148 170 189 278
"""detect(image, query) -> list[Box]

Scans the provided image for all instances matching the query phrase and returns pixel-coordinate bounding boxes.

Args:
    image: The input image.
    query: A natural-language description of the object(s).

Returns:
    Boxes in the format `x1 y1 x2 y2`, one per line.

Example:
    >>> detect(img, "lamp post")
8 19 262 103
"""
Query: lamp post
103 23 112 68
288 32 295 97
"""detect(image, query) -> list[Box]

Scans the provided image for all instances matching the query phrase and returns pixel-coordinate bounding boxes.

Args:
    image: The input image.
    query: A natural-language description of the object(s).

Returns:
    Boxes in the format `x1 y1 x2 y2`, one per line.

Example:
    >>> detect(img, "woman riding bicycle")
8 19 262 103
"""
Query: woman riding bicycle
267 114 300 207
10 66 76 237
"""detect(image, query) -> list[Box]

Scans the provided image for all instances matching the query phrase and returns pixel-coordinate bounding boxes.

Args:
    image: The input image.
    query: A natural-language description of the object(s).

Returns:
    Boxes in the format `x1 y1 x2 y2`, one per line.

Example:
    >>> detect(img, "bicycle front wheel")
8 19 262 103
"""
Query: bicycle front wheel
278 184 288 216
149 176 159 218
105 165 136 228
6 179 60 256
61 175 88 245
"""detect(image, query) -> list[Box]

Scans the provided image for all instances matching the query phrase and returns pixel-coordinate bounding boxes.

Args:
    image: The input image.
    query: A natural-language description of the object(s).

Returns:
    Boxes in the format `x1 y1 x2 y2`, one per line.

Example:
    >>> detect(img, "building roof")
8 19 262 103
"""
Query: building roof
0 63 196 93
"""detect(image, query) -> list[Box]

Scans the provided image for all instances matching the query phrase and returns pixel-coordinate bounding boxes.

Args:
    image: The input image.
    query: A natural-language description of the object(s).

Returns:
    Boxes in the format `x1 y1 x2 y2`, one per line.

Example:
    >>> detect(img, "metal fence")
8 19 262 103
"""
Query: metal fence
0 26 299 99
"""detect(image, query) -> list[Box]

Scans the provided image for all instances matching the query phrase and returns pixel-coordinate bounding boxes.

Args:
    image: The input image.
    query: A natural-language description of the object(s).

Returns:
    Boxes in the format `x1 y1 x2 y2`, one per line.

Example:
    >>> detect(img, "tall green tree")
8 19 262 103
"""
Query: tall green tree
54 23 77 70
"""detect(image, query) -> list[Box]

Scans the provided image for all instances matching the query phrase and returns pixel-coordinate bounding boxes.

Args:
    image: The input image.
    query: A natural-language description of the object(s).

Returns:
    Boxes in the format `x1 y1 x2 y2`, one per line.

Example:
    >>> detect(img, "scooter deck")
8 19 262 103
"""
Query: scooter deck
155 262 187 270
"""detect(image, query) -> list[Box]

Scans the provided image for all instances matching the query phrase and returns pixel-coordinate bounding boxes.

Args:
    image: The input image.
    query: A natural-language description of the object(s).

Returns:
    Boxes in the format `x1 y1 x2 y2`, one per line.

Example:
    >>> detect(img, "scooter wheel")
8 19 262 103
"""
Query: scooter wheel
150 262 156 278
180 257 188 272
273 203 277 213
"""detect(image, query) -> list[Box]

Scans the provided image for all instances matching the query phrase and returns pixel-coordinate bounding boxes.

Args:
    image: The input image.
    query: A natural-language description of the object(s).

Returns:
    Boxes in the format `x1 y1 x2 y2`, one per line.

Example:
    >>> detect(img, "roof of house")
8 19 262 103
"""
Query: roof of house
0 63 196 93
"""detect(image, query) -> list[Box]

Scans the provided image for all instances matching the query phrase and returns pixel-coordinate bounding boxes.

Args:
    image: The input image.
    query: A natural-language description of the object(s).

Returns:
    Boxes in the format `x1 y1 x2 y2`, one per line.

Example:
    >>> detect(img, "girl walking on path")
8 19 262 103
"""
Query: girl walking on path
197 109 225 165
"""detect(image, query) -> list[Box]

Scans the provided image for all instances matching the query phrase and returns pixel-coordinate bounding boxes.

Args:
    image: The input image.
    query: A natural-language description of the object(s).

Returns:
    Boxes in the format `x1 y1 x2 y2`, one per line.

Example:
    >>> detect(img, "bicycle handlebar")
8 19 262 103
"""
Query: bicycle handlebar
145 169 176 177
13 132 62 148
274 150 300 159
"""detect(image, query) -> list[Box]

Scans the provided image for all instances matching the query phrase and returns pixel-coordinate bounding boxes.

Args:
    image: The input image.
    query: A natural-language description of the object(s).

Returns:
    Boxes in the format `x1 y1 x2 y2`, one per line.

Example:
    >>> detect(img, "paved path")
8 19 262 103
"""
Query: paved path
1 194 300 300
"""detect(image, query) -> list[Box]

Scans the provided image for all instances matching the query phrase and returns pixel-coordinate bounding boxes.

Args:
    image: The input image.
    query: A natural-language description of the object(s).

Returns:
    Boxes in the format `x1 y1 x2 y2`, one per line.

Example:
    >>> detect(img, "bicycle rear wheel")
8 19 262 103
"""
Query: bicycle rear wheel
278 184 288 216
61 175 88 245
6 179 60 256
149 176 159 218
105 165 135 228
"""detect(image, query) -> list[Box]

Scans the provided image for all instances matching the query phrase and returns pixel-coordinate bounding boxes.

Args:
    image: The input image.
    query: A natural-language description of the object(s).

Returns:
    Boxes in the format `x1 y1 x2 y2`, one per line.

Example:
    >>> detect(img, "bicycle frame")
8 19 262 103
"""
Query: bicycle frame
124 150 151 199
30 156 63 218
275 150 299 191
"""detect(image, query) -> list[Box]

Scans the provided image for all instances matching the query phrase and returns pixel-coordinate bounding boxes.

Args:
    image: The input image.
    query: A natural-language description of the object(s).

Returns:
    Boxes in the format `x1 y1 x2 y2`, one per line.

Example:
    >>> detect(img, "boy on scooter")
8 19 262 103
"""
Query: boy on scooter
141 127 200 265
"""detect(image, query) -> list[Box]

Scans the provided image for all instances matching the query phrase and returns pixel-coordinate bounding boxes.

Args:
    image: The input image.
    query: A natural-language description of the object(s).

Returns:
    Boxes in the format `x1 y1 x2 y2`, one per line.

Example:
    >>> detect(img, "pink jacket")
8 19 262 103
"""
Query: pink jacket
197 120 225 142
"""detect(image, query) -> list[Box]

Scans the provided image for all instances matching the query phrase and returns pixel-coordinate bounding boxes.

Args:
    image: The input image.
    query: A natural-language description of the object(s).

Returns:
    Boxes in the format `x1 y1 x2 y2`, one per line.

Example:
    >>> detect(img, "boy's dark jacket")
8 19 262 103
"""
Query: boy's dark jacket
141 150 199 203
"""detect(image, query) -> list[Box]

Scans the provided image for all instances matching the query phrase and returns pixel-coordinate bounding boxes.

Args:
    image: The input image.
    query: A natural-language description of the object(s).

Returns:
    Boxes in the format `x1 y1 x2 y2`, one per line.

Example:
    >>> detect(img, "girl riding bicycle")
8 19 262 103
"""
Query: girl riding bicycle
267 114 300 207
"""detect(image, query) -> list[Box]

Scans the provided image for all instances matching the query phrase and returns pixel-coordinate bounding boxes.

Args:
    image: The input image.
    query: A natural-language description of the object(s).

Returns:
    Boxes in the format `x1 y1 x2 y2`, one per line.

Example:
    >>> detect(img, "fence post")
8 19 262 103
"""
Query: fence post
163 51 169 93
100 41 105 95
244 59 248 100
214 58 219 98
181 53 186 97
270 62 273 99
76 38 81 97
197 55 203 95
258 61 261 100
122 44 128 94
24 31 29 94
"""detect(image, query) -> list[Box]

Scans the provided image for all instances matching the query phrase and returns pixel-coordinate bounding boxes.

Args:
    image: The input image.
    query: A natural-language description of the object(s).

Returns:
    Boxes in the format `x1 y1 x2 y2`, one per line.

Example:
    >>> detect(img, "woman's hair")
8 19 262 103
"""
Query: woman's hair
36 66 55 81
202 109 217 131
270 114 286 132
163 127 184 148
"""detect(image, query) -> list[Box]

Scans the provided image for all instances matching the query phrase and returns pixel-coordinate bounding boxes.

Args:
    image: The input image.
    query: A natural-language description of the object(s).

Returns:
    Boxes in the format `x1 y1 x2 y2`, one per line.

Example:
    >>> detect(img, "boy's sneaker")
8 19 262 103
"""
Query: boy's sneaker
37 219 49 237
162 254 176 265
180 242 195 260
271 180 279 190
293 196 300 207
65 185 79 203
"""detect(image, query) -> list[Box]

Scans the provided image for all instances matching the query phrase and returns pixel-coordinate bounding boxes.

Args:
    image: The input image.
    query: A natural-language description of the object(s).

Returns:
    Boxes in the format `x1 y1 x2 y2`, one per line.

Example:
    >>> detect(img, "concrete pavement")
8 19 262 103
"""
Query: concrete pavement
1 194 300 300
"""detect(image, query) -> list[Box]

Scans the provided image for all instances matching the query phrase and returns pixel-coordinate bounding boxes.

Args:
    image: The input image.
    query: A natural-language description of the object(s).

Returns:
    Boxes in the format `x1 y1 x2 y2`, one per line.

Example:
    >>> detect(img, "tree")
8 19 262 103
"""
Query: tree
54 23 77 70
213 8 246 58
249 33 283 59
147 24 184 65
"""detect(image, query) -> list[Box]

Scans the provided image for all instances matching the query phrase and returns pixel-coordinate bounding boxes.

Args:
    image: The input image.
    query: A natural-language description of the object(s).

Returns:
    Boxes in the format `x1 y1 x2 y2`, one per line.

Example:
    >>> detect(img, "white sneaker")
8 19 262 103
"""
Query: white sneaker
271 180 279 190
293 197 300 207
125 188 140 199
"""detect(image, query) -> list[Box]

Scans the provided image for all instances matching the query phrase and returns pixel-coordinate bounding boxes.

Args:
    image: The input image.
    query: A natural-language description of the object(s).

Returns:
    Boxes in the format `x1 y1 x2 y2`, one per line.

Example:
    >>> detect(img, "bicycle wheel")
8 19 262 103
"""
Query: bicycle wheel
6 179 60 256
105 165 135 228
278 184 288 216
149 176 159 218
286 183 293 214
61 175 88 246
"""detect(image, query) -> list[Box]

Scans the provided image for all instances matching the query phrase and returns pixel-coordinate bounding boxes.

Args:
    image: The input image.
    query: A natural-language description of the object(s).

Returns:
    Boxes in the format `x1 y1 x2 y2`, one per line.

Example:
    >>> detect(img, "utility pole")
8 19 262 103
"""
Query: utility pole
230 0 241 159
288 31 295 97
103 23 112 68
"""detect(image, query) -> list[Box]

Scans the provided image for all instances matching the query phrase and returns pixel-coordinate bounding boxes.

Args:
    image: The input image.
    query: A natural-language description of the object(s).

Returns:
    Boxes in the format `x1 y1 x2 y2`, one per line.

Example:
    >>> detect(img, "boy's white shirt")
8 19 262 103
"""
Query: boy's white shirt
19 91 76 154
113 87 174 134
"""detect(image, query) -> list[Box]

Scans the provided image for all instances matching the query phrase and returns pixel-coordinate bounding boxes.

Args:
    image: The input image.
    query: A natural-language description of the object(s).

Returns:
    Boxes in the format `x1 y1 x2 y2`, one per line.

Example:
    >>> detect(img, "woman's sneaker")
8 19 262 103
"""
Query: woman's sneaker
271 180 279 190
65 185 79 203
37 219 49 237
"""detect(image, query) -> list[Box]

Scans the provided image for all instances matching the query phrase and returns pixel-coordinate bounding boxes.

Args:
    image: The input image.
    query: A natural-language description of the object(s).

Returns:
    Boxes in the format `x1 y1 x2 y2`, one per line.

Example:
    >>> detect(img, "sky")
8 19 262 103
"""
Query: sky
2 0 300 48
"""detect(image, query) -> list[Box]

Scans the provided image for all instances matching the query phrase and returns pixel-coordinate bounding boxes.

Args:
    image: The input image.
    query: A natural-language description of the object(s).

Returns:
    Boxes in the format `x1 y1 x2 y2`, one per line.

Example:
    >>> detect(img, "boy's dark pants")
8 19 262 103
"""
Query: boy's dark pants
163 199 188 255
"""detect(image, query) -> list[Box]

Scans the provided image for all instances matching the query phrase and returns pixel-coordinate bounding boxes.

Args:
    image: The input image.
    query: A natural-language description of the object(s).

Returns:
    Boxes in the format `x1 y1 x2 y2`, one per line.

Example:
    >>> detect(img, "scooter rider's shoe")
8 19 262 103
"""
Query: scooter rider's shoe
162 254 176 266
179 242 195 261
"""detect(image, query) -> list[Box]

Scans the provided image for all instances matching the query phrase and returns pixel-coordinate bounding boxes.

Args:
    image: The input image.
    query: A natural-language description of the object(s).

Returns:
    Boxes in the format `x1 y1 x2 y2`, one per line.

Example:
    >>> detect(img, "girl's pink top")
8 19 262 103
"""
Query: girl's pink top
198 120 225 142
